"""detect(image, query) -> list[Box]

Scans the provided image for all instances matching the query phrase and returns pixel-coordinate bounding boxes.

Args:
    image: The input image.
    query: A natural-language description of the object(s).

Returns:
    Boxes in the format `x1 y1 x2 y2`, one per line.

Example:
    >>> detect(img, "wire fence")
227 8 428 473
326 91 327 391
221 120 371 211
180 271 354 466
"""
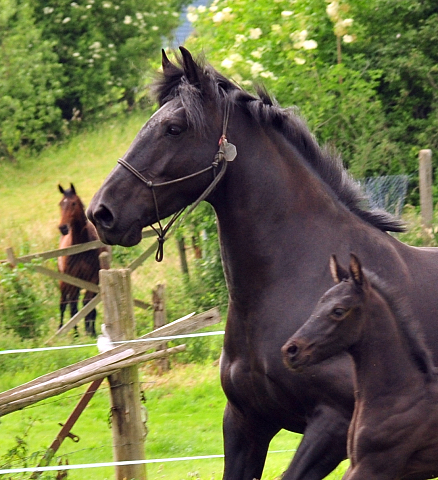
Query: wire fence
361 174 410 217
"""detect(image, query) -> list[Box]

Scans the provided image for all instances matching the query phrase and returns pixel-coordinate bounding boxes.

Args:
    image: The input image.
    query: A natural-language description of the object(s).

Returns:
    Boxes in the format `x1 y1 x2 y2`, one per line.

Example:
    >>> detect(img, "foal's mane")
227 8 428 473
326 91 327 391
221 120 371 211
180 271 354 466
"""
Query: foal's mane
152 52 404 233
365 270 436 381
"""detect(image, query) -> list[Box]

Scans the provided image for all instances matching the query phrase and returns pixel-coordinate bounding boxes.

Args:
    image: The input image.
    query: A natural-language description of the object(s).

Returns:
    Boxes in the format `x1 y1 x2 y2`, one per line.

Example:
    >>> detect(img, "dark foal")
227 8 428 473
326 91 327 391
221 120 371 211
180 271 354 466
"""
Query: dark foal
283 254 438 480
58 183 106 336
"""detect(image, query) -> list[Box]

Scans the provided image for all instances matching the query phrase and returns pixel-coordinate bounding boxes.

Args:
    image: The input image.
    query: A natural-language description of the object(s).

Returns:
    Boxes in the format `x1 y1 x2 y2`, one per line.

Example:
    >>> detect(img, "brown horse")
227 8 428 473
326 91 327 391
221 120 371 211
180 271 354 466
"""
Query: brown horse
58 183 105 336
282 254 438 480
87 47 438 480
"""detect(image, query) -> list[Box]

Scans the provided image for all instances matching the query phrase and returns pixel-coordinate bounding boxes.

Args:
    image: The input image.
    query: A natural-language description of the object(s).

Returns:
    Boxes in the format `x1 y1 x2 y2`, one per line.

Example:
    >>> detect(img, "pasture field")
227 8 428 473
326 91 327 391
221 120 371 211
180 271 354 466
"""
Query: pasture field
0 108 433 479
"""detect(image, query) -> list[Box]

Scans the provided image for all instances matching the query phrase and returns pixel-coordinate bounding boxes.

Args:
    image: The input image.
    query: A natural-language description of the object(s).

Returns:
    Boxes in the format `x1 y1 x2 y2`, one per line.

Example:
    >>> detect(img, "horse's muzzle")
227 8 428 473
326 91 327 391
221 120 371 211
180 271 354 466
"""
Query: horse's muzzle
59 224 69 236
281 340 310 371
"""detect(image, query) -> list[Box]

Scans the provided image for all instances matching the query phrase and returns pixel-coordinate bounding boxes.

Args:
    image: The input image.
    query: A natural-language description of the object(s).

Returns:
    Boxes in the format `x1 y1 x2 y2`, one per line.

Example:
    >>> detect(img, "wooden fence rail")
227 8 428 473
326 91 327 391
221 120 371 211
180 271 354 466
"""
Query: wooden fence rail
0 308 220 416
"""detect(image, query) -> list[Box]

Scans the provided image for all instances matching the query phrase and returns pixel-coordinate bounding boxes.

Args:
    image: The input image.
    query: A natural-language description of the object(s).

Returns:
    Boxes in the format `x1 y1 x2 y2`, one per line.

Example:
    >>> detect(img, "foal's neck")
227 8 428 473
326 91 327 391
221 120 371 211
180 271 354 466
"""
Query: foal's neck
350 299 427 402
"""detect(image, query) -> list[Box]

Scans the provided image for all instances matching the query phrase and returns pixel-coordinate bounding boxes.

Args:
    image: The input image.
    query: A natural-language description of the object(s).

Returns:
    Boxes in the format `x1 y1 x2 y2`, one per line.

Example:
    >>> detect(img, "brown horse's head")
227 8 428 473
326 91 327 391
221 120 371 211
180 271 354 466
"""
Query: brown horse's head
58 183 86 235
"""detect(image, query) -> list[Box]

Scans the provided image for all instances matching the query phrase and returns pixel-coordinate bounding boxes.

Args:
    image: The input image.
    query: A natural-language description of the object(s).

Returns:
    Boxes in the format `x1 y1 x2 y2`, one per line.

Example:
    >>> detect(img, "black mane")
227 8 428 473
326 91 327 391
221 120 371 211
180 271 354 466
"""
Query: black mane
366 270 436 381
152 52 405 233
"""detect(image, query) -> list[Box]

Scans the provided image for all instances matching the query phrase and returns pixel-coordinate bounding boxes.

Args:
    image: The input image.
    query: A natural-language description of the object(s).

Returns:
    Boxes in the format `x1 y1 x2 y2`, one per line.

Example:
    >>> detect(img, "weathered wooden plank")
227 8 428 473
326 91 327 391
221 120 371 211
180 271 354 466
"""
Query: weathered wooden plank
0 309 220 406
0 346 186 416
6 229 155 265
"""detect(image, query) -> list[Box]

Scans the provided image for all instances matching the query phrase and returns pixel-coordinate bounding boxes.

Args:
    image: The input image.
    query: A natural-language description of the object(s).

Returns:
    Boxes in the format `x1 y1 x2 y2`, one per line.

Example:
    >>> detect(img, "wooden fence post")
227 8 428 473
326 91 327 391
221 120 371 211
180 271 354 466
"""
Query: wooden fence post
100 269 146 480
419 149 433 227
152 283 169 373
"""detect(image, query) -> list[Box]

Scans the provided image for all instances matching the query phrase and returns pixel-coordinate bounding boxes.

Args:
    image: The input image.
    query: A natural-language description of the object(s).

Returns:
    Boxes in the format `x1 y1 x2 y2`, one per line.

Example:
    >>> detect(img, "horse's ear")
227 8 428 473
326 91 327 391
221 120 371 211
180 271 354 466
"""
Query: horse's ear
330 255 349 283
179 46 201 87
349 253 366 290
58 184 64 194
161 49 180 77
70 183 76 195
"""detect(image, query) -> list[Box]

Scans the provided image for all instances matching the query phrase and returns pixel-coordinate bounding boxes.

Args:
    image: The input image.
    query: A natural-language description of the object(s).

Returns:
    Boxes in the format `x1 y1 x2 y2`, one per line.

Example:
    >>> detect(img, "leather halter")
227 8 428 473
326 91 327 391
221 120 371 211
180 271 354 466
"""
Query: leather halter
117 101 235 262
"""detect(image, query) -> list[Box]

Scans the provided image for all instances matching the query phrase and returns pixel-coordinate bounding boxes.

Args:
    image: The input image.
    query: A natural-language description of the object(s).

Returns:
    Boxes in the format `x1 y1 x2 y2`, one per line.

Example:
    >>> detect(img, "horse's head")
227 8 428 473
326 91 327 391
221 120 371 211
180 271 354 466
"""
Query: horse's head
282 254 370 371
87 47 238 247
58 183 85 235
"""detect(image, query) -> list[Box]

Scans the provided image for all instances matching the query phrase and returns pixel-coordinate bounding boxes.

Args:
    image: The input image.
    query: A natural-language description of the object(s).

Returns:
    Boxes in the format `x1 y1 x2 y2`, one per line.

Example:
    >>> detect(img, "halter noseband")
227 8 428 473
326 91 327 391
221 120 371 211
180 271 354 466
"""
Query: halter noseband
117 100 236 262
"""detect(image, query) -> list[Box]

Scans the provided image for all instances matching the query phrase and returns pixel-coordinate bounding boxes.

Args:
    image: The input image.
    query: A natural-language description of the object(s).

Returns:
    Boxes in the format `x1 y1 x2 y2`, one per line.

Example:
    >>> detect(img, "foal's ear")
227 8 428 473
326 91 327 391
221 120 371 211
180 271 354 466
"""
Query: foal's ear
330 255 349 283
179 46 201 87
349 253 366 290
161 49 181 77
58 184 65 195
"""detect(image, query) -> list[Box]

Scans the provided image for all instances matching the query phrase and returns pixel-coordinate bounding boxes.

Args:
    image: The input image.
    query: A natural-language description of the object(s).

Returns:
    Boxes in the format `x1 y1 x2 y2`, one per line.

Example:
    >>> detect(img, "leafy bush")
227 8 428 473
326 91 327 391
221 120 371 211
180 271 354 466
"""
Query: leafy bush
0 262 50 339
0 0 64 158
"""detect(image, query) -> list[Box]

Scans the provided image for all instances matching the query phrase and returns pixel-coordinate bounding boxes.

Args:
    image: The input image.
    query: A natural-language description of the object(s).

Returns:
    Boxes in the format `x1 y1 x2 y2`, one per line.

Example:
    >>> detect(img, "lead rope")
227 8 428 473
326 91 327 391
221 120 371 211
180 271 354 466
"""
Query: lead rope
117 100 235 262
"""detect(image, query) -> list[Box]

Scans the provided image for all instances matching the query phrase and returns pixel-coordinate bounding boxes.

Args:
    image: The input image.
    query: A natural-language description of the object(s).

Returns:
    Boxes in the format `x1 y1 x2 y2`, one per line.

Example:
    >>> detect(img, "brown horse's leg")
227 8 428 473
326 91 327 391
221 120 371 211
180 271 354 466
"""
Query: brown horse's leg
59 282 68 330
83 291 97 337
222 402 279 480
282 405 349 480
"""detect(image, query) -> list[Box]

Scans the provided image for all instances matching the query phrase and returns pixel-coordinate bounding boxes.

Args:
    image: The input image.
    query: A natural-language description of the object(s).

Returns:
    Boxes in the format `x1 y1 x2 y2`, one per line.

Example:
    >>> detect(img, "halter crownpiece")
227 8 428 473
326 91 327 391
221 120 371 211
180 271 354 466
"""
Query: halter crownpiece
117 101 236 261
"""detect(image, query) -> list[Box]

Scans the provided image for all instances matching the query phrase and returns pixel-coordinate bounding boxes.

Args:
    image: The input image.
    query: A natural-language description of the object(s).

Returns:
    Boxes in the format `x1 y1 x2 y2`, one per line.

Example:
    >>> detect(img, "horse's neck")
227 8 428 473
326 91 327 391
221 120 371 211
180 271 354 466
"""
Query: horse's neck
70 213 90 244
350 299 425 402
212 123 352 299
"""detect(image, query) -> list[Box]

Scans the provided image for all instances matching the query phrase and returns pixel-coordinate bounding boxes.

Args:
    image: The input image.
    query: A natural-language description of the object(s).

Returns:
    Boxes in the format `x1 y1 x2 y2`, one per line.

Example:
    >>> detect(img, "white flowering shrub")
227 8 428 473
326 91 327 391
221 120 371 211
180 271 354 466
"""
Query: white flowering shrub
32 0 185 120
184 0 400 178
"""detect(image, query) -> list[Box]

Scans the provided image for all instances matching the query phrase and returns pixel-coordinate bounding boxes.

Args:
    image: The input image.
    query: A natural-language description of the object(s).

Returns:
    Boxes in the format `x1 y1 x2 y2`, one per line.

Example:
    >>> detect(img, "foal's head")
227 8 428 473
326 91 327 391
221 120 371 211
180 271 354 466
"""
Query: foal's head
282 254 372 370
58 183 86 235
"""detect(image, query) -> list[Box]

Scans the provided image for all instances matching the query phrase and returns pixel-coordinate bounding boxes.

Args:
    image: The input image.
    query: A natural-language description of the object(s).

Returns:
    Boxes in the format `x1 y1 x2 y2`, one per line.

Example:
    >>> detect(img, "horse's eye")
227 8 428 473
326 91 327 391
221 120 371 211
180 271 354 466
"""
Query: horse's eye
166 124 183 136
330 307 347 320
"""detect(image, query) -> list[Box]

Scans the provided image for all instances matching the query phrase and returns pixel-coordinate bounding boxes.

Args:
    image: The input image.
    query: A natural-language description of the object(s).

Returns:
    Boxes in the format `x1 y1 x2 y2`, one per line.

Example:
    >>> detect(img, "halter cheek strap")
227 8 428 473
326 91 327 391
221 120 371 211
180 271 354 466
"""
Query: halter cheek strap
117 101 235 262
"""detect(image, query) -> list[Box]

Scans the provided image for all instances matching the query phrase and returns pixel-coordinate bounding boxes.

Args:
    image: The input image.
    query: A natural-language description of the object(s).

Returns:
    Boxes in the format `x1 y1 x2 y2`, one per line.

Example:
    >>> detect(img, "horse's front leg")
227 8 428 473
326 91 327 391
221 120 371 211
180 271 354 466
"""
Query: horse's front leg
282 404 350 480
83 291 97 337
222 401 279 480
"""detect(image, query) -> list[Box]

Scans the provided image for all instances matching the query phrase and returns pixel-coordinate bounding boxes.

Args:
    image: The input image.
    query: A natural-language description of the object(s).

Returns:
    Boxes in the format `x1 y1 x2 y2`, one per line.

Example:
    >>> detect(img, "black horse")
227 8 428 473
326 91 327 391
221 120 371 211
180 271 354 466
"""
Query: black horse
283 254 438 480
87 47 438 479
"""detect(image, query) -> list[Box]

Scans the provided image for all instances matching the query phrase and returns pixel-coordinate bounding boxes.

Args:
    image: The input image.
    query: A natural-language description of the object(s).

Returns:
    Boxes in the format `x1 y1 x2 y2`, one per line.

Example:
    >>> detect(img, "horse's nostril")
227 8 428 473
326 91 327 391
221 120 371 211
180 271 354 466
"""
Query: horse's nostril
287 343 299 359
93 205 114 229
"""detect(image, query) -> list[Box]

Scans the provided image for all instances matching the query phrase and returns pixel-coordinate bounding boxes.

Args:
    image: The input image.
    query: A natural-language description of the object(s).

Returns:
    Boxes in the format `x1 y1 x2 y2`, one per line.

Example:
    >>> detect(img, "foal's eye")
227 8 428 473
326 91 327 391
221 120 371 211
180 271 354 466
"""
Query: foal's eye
330 307 347 320
166 124 183 136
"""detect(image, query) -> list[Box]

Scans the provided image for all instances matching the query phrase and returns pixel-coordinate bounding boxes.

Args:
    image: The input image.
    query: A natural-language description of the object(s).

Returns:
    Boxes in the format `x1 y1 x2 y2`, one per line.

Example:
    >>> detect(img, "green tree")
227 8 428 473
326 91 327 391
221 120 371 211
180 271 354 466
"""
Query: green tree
185 0 399 177
32 0 187 120
0 0 64 159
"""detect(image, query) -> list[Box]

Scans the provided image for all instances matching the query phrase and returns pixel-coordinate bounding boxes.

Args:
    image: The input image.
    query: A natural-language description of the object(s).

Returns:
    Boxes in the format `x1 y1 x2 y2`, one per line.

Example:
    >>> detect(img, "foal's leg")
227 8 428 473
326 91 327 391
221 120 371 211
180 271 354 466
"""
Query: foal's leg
282 404 350 480
222 401 280 480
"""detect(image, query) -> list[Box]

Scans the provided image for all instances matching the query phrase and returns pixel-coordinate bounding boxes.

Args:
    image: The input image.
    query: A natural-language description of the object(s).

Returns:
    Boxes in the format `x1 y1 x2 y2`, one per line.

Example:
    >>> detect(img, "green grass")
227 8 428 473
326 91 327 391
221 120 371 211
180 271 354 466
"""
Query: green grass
0 362 348 480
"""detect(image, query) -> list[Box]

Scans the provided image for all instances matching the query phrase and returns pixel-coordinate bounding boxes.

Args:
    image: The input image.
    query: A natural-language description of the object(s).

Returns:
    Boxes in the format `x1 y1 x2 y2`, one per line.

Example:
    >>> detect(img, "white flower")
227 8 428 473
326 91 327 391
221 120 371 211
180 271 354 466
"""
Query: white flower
72 52 80 57
342 34 354 43
62 17 71 23
187 12 198 22
303 39 317 50
271 24 281 33
260 71 277 79
43 7 54 14
250 61 264 76
213 11 224 22
249 28 262 40
124 15 132 24
326 1 339 19
342 18 354 27
251 49 263 59
210 5 218 12
221 58 234 69
281 10 294 17
198 5 206 12
235 34 247 44
90 41 102 49
152 25 159 31
102 1 111 7
294 57 306 65
136 12 143 20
